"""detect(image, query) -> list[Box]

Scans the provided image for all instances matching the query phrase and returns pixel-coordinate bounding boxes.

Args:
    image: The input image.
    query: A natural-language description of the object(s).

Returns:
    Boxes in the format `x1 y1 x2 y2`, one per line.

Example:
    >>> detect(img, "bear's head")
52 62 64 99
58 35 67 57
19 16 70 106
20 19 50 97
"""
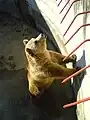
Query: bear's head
23 33 47 58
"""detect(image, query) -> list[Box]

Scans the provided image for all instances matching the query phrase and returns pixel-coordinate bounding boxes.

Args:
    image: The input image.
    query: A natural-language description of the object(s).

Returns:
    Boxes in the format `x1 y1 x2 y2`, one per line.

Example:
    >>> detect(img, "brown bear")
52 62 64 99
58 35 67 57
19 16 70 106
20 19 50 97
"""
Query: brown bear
23 33 77 96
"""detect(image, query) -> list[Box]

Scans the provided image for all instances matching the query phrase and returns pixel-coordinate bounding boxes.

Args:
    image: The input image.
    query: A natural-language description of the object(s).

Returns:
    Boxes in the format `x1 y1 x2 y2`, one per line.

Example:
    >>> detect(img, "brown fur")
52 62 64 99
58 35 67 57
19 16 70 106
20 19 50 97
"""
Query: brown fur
23 34 77 96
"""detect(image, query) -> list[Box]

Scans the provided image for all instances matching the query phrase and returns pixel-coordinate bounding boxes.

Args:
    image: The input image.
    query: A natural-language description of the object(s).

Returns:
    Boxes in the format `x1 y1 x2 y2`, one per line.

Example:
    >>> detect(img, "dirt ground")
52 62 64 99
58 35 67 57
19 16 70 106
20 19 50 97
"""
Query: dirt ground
0 12 77 120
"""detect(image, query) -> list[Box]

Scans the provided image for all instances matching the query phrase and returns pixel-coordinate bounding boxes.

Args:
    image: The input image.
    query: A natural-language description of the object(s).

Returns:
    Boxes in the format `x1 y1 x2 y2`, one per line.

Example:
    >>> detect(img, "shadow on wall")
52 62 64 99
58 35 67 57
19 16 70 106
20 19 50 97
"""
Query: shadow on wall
72 50 86 99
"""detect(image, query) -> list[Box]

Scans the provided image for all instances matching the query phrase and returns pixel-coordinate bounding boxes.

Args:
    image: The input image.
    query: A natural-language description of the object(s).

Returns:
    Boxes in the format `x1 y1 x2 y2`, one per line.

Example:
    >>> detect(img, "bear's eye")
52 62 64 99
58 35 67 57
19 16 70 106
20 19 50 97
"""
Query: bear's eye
35 41 38 44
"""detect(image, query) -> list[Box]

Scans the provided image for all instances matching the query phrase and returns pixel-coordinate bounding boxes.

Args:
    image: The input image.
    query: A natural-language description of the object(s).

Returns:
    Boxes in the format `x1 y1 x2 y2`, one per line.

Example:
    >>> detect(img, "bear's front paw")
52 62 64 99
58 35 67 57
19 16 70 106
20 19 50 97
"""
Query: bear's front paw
29 84 40 96
71 54 77 63
76 66 81 71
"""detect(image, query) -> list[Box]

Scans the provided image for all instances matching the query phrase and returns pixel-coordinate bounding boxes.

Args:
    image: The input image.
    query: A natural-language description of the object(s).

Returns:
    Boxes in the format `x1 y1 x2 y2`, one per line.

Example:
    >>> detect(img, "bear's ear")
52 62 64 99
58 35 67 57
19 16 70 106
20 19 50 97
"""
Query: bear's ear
23 39 29 46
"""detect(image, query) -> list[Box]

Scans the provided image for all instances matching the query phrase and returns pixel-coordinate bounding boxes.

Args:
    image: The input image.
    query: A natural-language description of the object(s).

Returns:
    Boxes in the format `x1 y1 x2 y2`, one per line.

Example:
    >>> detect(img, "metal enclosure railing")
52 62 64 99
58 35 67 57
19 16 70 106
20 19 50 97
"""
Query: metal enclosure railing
56 0 90 114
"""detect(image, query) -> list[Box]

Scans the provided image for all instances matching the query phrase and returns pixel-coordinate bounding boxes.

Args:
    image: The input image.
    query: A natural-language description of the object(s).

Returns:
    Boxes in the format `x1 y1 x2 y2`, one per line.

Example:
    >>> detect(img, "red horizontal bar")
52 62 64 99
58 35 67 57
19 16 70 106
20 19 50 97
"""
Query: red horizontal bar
63 11 90 36
63 97 90 108
65 24 90 45
60 0 81 23
62 64 90 84
63 39 90 61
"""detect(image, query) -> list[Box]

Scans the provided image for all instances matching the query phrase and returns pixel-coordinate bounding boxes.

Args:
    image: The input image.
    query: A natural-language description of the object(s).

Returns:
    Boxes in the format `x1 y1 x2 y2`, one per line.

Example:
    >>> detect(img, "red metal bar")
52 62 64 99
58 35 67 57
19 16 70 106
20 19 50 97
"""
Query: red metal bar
63 39 90 61
62 64 90 83
60 0 81 23
57 0 63 6
59 0 70 13
65 24 90 45
63 97 90 108
62 39 90 83
63 11 90 36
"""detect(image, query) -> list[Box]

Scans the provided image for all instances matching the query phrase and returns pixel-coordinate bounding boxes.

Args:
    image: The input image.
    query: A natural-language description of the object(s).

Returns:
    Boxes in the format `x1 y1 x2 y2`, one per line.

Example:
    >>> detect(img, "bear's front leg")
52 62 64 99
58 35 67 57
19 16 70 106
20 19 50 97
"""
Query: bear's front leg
45 61 78 80
63 54 77 64
49 50 77 64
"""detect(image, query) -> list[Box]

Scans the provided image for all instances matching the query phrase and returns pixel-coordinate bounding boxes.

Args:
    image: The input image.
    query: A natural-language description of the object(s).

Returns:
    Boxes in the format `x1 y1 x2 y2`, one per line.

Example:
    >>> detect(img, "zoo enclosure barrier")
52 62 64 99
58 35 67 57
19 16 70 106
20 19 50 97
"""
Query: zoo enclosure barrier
56 0 90 109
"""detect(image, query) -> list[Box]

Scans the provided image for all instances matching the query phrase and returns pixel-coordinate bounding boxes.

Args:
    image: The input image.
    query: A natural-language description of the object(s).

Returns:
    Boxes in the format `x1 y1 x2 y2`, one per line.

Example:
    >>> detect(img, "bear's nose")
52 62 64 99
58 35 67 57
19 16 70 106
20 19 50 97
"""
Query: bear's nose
41 33 47 39
41 33 45 37
36 33 47 41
